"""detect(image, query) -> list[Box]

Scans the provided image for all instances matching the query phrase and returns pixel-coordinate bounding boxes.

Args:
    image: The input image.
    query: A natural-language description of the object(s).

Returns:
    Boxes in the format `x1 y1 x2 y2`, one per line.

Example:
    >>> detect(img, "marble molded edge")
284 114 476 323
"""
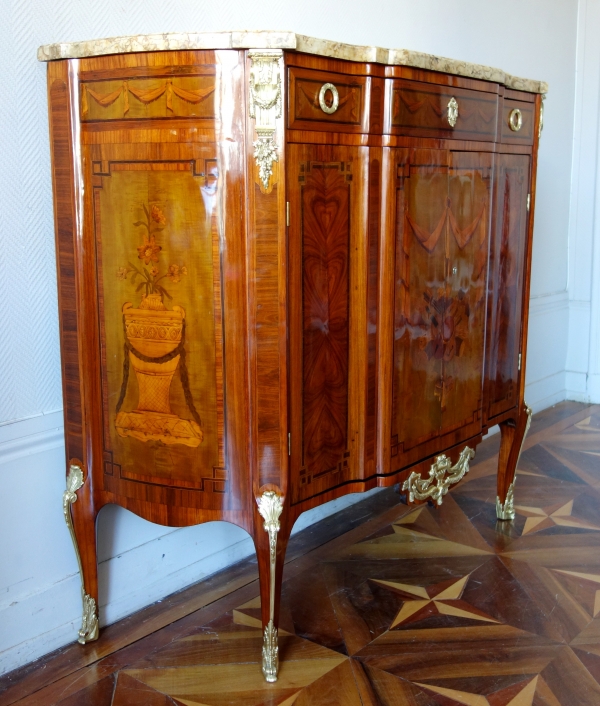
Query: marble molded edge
37 30 548 94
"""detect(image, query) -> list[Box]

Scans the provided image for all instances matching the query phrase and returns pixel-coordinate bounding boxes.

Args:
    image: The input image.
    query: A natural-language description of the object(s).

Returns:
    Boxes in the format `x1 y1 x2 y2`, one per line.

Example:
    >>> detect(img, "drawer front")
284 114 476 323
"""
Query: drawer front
501 99 535 145
288 67 369 133
386 79 499 141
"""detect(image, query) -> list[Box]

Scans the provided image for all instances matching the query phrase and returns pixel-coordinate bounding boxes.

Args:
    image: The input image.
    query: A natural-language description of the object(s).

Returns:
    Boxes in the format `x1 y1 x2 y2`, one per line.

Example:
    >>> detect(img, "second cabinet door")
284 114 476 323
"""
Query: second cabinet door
288 144 371 503
391 148 492 471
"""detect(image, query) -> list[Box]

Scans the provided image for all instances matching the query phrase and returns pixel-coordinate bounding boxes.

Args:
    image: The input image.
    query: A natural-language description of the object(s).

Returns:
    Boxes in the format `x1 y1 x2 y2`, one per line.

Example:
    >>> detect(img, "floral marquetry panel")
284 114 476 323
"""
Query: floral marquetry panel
391 149 491 472
95 165 224 491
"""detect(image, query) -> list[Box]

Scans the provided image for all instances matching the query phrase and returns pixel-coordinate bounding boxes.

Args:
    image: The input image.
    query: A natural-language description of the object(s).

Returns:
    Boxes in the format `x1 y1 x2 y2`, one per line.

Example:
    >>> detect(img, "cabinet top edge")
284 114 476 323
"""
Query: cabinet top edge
37 30 548 94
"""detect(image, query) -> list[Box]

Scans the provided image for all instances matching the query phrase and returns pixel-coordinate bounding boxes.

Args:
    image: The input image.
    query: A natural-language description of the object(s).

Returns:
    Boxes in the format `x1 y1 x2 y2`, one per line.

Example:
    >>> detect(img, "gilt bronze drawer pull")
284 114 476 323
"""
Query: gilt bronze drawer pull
509 107 523 132
318 82 339 114
447 96 459 127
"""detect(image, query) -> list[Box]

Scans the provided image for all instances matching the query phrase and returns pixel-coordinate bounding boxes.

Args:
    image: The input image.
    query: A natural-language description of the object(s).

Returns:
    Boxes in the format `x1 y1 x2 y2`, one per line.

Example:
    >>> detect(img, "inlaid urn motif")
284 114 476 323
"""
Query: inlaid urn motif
114 204 203 447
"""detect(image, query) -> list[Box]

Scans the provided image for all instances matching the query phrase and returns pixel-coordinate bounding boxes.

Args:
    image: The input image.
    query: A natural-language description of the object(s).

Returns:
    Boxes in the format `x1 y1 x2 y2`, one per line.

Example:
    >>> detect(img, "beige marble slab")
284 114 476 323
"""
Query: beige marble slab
37 31 548 94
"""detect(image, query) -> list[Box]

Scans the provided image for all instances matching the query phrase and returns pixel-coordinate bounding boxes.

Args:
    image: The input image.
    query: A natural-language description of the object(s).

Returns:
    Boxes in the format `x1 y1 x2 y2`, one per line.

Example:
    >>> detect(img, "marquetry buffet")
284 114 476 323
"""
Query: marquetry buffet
40 31 546 681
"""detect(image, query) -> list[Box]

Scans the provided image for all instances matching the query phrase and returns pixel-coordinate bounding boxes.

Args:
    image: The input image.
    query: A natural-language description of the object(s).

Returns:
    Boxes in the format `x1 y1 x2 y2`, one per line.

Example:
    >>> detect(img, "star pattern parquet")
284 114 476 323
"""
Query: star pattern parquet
1 403 599 706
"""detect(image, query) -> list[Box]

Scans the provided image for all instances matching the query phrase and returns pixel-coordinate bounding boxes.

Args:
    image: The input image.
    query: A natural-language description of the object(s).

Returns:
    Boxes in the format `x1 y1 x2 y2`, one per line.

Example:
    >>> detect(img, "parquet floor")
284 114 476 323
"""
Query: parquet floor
2 402 600 705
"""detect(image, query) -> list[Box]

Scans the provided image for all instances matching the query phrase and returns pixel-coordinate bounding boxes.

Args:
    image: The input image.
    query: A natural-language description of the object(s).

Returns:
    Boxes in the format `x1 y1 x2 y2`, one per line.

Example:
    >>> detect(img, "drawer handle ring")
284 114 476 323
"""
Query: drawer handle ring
447 96 459 127
509 108 523 132
318 82 340 115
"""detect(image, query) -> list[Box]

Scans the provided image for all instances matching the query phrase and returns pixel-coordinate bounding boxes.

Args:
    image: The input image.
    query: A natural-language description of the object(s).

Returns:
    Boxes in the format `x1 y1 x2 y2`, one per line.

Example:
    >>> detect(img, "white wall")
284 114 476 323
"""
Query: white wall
566 0 600 404
0 0 579 676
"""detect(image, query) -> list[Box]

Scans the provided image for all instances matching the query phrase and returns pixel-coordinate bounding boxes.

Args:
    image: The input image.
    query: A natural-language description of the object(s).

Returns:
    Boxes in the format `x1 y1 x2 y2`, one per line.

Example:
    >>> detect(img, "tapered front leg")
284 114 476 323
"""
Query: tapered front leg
496 404 533 520
63 462 99 643
255 490 287 682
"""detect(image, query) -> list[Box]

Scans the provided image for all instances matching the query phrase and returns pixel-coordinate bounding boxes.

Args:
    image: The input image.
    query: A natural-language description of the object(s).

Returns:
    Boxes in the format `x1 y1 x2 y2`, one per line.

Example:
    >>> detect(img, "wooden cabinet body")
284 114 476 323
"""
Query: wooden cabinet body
44 39 543 679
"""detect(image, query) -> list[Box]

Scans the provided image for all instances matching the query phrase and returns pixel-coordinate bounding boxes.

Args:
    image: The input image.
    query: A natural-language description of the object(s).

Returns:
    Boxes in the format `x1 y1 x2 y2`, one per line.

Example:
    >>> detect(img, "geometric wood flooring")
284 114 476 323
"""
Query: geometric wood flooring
1 402 599 705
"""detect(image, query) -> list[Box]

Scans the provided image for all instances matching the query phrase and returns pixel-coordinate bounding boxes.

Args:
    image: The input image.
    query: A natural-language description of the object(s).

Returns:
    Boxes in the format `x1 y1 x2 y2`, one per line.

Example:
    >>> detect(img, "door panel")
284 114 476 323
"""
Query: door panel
288 144 369 503
302 162 350 479
391 149 490 472
443 152 492 435
486 154 530 419
392 149 448 462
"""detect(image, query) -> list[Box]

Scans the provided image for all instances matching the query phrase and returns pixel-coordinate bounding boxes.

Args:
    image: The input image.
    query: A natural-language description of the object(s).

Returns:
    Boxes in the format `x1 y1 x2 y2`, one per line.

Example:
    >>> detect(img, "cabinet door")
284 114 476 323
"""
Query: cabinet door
288 144 369 503
486 154 530 419
443 151 492 435
391 149 448 466
390 149 491 471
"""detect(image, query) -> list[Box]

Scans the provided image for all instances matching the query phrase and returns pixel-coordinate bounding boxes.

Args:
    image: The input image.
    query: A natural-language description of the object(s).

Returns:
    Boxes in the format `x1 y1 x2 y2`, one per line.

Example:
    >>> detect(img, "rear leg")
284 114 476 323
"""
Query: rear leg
496 403 533 520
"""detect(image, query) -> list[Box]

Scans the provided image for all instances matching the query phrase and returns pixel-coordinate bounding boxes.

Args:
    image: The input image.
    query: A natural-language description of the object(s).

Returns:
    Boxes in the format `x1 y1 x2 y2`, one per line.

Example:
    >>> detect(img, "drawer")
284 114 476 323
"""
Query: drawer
288 67 369 133
500 99 535 145
385 79 499 141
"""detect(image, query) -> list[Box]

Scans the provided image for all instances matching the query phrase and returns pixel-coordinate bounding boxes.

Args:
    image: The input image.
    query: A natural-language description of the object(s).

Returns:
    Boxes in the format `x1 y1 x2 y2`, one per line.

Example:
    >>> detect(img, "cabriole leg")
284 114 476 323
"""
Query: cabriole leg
63 463 99 643
496 404 533 520
256 490 285 682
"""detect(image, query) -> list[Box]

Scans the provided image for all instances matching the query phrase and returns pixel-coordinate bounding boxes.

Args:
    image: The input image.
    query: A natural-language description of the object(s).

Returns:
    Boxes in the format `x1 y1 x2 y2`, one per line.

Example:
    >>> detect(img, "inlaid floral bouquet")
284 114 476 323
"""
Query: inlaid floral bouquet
117 204 186 301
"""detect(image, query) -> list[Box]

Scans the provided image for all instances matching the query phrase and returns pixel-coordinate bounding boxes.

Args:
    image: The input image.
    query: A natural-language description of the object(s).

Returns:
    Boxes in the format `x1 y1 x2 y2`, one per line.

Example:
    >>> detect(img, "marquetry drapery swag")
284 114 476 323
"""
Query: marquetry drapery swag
81 79 215 117
407 199 486 252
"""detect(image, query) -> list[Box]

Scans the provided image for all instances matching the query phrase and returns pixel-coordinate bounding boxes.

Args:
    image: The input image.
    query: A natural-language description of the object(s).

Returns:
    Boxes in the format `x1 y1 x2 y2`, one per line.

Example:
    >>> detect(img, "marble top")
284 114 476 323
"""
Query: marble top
37 31 548 94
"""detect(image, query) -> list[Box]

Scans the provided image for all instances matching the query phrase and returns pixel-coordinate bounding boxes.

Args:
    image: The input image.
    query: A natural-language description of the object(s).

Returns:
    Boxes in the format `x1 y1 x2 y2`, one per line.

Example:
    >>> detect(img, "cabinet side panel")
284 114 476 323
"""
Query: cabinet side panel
69 50 251 525
517 94 542 409
487 154 530 419
49 69 84 464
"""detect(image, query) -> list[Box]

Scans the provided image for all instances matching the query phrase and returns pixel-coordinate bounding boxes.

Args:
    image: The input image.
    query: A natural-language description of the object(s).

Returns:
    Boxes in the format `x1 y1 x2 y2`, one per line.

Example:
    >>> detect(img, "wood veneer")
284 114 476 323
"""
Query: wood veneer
45 45 543 680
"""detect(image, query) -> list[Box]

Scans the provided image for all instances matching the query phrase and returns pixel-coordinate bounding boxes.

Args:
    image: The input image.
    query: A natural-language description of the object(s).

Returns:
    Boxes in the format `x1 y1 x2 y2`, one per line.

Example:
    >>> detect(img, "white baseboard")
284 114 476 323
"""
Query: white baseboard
524 291 569 411
566 300 591 373
567 372 600 404
528 290 569 316
0 410 64 463
589 374 600 403
566 370 588 396
0 573 83 677
524 371 566 412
